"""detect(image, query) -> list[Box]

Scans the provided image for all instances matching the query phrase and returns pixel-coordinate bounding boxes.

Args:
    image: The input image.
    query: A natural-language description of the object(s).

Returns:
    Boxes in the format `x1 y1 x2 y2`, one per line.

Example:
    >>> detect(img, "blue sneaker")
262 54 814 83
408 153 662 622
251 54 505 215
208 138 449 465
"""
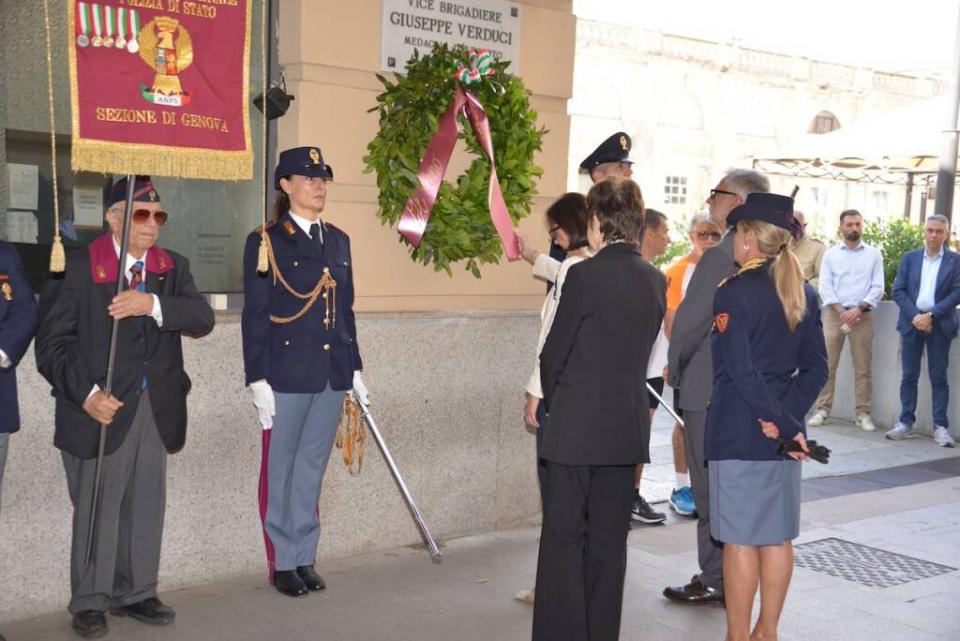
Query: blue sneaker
669 486 696 517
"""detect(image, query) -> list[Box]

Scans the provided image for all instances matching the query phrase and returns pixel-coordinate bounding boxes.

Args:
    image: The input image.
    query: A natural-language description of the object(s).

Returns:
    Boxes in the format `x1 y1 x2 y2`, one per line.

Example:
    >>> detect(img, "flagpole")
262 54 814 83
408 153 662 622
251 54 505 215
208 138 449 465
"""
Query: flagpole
84 174 136 567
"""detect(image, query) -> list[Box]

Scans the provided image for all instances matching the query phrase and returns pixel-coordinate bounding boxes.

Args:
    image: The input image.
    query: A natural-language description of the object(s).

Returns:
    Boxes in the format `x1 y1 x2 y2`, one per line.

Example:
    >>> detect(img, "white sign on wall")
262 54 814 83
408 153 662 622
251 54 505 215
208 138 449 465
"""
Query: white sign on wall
381 0 521 74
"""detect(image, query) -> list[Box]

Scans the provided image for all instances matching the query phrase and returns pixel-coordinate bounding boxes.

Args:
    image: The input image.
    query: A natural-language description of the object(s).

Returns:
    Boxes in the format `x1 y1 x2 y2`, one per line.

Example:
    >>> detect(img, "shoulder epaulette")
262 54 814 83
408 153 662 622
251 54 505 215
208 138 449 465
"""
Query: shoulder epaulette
255 220 277 234
717 273 739 289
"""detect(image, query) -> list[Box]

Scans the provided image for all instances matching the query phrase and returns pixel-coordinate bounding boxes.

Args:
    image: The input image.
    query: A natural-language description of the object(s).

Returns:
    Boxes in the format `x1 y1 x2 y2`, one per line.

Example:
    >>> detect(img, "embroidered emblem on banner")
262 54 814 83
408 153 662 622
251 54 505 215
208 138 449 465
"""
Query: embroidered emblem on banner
714 312 730 334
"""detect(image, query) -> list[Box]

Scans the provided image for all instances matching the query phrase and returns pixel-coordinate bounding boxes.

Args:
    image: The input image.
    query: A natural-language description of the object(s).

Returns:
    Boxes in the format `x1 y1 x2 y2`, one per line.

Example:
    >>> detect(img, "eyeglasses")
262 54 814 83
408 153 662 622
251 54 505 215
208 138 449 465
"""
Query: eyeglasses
112 208 168 225
709 189 737 199
548 224 561 236
695 231 722 240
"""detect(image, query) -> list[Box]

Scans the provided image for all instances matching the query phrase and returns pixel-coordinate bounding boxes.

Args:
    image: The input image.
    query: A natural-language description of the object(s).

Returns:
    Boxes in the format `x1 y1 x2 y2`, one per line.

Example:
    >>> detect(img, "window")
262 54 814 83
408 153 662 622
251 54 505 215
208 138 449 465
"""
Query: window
664 176 687 205
809 110 841 134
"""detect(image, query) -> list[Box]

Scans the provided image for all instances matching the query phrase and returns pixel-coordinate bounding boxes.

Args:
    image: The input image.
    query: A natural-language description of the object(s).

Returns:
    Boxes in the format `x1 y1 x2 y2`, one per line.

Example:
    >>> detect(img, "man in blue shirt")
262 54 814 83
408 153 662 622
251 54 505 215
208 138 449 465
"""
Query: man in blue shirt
886 215 960 447
808 210 884 431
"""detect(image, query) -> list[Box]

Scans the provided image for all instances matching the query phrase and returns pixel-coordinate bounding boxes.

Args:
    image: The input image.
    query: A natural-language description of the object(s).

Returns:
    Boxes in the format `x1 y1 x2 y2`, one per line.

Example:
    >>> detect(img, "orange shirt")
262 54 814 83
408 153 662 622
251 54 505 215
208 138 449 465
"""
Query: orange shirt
664 256 694 311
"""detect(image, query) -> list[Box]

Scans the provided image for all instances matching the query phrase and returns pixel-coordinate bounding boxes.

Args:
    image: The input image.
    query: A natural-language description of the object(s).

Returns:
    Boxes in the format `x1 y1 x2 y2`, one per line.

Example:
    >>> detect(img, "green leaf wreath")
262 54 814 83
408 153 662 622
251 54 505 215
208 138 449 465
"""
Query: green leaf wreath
363 43 545 277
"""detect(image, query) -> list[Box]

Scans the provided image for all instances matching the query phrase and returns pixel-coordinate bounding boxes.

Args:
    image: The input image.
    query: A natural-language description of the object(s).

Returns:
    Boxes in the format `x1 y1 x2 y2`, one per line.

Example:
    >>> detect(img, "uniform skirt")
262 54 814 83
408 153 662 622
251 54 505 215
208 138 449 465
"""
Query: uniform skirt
708 459 801 546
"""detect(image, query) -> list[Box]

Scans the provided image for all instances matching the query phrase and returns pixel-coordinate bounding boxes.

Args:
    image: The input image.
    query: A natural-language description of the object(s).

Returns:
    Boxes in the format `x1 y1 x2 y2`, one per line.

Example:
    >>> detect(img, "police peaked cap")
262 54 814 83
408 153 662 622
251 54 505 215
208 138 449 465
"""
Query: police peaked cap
726 193 803 239
274 146 334 189
579 132 633 172
110 176 160 206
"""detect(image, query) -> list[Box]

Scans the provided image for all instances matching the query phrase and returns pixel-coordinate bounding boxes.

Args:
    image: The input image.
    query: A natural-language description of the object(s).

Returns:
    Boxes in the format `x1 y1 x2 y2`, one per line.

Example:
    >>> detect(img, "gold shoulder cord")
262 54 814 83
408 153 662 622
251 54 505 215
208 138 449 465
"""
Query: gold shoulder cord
262 232 337 326
336 395 365 475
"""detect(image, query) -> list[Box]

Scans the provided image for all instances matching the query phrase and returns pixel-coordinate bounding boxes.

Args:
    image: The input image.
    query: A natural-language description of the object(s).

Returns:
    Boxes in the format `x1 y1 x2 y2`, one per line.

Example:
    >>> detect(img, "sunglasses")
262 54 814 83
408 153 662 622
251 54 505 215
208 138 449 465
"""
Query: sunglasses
695 230 722 240
709 188 737 199
112 208 168 225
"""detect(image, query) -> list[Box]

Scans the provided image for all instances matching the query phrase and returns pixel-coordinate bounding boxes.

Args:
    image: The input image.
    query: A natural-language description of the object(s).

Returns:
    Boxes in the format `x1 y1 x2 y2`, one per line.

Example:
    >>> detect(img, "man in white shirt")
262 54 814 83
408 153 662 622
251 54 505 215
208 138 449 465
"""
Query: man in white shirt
808 209 885 431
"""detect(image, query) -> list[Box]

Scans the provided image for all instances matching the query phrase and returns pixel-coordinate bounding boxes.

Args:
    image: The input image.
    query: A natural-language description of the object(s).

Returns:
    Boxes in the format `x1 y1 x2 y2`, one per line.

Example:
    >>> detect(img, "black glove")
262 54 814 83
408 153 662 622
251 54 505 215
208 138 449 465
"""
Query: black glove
777 438 831 464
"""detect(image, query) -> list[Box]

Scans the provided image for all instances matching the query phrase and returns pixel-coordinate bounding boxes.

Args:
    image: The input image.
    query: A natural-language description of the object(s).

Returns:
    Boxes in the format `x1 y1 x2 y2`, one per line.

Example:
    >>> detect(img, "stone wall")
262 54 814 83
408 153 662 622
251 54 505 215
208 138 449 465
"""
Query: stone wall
0 310 542 622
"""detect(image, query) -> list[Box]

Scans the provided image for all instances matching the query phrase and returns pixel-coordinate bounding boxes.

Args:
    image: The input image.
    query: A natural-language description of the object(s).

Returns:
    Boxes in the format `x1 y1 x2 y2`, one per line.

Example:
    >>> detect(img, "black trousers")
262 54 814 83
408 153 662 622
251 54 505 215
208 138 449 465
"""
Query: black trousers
532 461 635 641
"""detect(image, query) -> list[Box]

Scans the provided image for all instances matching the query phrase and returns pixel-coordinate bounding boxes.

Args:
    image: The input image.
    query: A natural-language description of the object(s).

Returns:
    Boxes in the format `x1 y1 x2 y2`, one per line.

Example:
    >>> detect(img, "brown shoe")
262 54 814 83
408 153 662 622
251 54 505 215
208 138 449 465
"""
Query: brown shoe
663 576 724 604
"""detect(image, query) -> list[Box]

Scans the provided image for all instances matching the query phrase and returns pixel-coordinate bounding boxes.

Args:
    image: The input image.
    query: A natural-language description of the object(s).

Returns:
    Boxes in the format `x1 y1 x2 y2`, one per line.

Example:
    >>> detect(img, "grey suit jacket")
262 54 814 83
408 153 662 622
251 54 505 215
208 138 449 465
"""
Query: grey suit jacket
667 232 737 411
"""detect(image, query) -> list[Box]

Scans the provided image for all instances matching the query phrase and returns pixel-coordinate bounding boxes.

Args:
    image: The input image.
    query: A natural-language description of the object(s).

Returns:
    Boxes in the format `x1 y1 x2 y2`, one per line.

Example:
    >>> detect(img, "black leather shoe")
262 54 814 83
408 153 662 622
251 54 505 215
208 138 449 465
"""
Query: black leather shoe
274 570 308 597
296 565 327 591
71 610 108 638
110 597 176 625
663 575 725 604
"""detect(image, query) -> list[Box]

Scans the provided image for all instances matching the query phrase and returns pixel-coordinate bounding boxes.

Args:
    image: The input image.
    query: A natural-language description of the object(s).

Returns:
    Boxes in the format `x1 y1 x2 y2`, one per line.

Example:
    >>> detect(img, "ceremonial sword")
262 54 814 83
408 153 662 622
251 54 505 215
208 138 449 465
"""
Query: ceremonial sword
354 398 443 563
646 382 685 428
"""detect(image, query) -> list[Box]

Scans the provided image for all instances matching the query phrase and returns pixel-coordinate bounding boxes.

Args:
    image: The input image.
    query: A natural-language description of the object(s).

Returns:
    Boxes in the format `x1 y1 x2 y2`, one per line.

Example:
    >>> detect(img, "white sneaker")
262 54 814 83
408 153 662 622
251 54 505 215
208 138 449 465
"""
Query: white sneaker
885 422 915 440
808 410 828 427
514 588 535 604
933 426 956 448
855 414 877 432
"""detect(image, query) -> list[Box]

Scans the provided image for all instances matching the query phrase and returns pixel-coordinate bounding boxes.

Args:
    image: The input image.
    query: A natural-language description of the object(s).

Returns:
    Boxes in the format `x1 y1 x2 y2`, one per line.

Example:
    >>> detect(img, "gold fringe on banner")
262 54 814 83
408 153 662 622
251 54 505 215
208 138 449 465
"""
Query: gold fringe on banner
71 140 253 181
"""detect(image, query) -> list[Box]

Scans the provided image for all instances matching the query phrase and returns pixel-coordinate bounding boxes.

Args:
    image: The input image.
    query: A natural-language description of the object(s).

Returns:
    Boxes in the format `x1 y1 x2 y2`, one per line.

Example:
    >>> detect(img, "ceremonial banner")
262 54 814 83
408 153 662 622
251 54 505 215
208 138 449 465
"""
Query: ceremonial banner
68 0 253 179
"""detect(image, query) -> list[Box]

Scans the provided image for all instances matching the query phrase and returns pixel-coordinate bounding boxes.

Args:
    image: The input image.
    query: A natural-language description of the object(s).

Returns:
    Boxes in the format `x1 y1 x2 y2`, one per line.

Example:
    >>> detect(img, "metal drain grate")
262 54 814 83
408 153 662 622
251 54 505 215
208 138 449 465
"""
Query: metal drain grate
793 538 957 588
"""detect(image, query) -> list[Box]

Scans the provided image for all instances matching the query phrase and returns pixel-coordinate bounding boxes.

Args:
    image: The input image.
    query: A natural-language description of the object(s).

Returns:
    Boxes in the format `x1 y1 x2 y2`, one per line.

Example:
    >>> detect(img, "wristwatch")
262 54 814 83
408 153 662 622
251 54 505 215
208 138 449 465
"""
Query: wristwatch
858 303 871 312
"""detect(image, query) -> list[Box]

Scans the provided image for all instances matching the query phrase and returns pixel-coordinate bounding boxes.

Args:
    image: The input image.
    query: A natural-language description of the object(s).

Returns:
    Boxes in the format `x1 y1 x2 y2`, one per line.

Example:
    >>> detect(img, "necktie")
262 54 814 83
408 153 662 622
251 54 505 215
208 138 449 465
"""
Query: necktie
129 260 145 292
309 222 322 247
130 260 148 389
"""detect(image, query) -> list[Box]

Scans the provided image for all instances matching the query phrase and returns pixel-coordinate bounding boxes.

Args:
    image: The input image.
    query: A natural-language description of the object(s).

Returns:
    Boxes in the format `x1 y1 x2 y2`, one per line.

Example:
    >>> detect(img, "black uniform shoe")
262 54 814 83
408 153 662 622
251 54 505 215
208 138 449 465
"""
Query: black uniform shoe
110 597 176 625
296 565 327 591
71 610 108 638
663 575 725 604
274 570 308 597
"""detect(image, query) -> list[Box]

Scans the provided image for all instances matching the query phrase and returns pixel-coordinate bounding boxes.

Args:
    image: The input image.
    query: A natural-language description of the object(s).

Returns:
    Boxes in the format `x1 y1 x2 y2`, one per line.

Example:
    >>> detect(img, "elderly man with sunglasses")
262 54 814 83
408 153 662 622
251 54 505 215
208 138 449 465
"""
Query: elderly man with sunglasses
664 168 770 606
36 176 214 639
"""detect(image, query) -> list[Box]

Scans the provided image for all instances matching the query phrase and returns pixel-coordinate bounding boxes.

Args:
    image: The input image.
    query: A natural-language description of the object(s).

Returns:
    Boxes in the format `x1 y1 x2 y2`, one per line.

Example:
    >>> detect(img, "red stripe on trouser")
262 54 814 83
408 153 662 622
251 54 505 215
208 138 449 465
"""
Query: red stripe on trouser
258 429 277 583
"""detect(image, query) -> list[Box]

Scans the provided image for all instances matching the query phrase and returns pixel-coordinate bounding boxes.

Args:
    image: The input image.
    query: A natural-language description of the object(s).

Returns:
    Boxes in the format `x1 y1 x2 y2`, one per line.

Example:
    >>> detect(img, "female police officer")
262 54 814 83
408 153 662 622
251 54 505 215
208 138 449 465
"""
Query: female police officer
704 192 828 641
242 146 367 597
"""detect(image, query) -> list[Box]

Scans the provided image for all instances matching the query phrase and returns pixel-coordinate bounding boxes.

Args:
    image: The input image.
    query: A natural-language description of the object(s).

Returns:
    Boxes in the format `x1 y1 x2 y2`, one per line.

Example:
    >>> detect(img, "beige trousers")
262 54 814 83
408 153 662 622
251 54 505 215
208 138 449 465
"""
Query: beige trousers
815 307 874 416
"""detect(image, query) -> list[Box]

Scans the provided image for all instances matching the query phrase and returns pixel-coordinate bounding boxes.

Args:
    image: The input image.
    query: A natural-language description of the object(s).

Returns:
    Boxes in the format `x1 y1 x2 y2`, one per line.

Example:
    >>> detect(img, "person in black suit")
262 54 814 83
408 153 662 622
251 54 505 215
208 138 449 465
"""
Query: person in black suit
35 176 214 638
533 177 666 641
0 240 38 641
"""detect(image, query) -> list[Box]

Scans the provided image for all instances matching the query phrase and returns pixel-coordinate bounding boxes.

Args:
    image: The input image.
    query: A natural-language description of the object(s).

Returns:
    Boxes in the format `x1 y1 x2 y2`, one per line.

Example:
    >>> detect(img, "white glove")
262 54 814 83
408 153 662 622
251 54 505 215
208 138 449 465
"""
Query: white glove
352 371 370 406
249 380 275 430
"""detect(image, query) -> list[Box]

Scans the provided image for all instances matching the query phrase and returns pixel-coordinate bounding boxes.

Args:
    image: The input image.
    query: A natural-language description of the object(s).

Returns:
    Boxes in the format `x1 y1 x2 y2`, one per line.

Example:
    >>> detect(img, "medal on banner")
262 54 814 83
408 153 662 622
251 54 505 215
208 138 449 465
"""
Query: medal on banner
102 4 114 48
115 6 127 49
76 2 91 47
127 9 140 54
91 3 103 47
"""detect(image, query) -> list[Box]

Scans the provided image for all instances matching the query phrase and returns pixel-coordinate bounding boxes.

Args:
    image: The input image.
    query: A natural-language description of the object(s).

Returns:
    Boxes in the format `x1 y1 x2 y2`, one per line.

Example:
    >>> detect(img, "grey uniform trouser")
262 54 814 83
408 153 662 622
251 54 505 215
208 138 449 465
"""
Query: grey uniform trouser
62 390 167 613
262 387 344 573
683 409 723 590
0 432 8 517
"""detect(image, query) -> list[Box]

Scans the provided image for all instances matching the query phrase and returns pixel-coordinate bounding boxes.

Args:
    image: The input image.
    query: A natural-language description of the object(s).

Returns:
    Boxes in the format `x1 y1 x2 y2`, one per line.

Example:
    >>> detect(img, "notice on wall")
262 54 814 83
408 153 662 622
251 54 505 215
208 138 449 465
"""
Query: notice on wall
73 187 105 229
7 163 39 211
381 0 521 74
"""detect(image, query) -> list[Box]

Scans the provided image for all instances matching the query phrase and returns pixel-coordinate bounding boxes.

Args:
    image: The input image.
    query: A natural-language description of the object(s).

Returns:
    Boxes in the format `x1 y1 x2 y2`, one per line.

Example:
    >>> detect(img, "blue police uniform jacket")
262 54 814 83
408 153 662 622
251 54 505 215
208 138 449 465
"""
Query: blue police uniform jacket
704 260 828 461
0 241 39 433
242 213 362 393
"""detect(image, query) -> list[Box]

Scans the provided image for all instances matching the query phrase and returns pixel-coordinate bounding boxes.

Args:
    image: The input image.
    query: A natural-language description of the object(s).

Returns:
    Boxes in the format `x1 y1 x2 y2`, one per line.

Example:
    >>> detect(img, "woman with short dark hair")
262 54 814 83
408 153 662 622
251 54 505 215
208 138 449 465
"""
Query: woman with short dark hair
533 177 665 641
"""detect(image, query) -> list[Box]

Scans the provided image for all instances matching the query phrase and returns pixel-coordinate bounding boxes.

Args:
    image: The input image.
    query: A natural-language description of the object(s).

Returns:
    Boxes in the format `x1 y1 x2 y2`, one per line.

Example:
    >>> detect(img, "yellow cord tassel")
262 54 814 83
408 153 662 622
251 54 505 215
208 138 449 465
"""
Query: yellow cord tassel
335 395 365 476
49 235 66 273
256 234 269 273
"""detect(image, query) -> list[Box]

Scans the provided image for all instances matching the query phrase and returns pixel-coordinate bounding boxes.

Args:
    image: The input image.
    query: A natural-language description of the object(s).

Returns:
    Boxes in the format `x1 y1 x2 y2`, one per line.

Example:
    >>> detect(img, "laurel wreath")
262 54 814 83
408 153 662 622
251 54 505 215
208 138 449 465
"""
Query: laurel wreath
363 43 545 277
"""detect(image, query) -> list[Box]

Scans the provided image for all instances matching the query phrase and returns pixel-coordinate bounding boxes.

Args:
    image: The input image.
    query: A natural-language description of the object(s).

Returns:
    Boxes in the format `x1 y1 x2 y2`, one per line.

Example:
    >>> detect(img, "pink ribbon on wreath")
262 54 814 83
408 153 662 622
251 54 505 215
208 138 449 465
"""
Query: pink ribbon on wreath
397 85 519 261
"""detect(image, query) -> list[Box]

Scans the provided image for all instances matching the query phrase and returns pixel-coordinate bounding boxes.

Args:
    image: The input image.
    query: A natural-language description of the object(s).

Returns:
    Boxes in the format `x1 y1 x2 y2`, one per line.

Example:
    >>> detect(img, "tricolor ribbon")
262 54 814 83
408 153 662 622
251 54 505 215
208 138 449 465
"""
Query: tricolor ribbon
77 2 90 37
397 84 518 261
104 5 114 40
117 7 126 41
91 3 102 39
129 9 139 40
453 48 495 85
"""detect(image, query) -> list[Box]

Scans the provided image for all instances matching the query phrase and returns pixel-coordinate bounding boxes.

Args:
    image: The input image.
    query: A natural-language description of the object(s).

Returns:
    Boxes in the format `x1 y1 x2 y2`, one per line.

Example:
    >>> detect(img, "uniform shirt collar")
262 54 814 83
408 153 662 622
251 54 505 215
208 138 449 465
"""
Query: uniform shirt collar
287 210 323 241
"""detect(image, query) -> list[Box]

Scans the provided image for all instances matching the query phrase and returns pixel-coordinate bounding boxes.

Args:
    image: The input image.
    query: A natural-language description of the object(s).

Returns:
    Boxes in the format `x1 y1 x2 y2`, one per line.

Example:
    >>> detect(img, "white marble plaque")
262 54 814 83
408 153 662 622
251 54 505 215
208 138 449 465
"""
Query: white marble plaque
381 0 520 74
